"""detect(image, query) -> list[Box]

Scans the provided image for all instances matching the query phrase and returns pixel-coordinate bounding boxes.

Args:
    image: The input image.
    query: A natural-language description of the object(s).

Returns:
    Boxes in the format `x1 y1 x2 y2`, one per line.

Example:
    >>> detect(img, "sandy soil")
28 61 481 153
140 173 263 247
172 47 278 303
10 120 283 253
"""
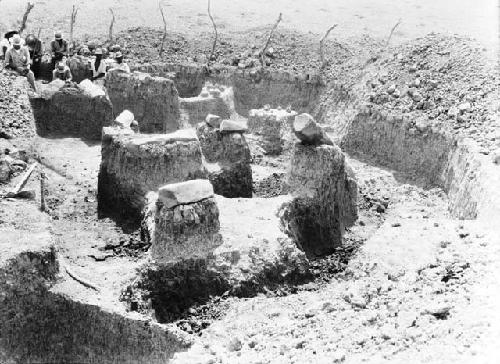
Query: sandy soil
1 0 498 56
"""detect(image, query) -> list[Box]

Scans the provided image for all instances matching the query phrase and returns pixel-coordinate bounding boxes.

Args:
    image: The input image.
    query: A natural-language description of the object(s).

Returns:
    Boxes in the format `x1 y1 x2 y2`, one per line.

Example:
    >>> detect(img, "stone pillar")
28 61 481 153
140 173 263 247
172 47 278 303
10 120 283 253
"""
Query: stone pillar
248 108 297 155
151 179 222 263
279 114 358 257
196 117 252 198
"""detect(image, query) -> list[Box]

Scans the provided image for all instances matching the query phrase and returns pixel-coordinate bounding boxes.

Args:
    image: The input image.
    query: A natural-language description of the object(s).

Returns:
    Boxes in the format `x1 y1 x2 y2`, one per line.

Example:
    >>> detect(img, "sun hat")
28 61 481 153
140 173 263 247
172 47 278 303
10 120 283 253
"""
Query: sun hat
114 51 123 59
57 62 66 72
11 35 22 45
94 48 103 55
55 32 62 40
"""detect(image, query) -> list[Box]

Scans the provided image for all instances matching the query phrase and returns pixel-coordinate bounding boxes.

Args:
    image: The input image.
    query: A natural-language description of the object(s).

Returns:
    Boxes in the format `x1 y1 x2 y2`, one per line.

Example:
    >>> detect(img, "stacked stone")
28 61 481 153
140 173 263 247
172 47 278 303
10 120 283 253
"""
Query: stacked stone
150 179 222 263
279 113 358 257
105 71 181 133
98 128 207 222
30 82 113 140
196 115 252 198
248 107 297 155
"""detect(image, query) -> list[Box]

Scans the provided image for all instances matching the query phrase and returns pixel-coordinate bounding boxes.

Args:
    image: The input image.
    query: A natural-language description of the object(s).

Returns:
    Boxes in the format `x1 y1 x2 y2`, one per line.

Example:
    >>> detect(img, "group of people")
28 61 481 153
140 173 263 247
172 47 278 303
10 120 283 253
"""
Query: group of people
1 30 130 91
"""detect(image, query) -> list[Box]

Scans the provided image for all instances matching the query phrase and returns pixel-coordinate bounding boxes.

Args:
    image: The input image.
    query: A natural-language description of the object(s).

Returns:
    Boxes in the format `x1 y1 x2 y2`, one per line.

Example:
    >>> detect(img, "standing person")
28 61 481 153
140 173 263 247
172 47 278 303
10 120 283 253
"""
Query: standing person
90 48 107 80
4 35 36 90
111 52 130 73
25 34 43 78
50 31 68 69
52 62 72 82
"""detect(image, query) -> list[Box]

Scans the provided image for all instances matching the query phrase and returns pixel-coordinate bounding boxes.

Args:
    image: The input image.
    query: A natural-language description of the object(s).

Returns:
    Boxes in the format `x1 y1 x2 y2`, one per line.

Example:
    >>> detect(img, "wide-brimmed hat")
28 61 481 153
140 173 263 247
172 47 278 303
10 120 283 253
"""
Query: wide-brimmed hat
114 51 123 59
11 35 22 45
55 32 63 39
94 48 103 55
56 62 66 72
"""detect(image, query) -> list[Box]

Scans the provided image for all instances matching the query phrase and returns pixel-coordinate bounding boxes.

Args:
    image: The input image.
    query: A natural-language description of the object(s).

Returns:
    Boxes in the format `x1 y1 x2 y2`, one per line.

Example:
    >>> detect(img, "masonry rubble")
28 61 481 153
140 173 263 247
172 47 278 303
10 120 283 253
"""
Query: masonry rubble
148 179 222 263
279 114 358 257
248 107 298 155
196 117 252 198
179 84 233 127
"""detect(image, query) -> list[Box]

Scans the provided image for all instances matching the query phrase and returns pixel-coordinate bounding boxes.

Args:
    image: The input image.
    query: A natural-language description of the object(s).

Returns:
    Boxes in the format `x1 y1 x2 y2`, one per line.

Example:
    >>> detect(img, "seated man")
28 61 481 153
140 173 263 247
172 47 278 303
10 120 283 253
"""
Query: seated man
111 51 130 73
50 31 68 69
90 48 107 80
4 35 36 90
52 62 73 82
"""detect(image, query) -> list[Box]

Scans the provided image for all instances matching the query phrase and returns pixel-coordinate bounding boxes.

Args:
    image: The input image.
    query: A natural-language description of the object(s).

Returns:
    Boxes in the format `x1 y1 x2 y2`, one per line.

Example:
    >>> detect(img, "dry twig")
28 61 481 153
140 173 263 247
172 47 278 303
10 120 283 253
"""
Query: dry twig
69 5 78 49
385 18 402 47
108 8 116 43
207 0 218 63
260 13 282 68
158 3 167 55
18 2 35 35
319 24 338 69
40 169 46 212
5 163 37 198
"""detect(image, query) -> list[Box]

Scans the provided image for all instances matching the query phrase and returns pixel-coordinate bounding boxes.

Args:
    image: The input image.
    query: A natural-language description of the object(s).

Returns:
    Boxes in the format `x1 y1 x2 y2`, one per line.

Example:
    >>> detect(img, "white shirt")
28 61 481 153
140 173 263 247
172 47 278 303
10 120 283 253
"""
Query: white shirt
90 57 107 77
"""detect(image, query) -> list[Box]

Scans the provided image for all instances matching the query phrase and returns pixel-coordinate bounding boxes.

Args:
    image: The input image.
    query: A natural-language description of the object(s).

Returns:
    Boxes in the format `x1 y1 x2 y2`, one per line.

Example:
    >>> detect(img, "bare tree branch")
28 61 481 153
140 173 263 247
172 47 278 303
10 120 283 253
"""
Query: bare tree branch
158 3 167 55
385 18 402 47
207 0 218 63
69 5 78 50
319 24 338 69
109 8 116 43
18 2 35 35
260 13 282 68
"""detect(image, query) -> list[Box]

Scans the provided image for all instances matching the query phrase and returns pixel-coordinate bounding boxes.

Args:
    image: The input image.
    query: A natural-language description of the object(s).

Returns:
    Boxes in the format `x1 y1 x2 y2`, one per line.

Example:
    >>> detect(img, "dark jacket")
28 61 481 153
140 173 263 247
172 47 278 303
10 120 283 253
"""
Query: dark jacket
50 39 68 60
27 39 42 63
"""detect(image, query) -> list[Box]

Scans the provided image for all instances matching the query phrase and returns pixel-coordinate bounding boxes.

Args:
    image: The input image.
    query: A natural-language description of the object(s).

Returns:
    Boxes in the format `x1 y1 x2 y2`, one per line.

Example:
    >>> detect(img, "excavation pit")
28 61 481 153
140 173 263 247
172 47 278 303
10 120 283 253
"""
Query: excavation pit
1 30 499 363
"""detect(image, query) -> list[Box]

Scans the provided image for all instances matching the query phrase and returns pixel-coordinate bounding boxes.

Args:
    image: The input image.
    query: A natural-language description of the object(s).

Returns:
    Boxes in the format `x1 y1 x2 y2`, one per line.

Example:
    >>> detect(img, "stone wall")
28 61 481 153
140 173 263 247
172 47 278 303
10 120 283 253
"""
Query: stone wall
105 70 181 133
30 83 113 140
98 128 207 222
196 121 252 198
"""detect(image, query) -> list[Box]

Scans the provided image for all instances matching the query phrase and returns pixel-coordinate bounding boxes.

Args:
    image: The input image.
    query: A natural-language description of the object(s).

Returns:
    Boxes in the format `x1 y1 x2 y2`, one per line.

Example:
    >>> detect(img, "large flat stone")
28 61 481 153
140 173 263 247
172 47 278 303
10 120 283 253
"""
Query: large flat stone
158 179 214 209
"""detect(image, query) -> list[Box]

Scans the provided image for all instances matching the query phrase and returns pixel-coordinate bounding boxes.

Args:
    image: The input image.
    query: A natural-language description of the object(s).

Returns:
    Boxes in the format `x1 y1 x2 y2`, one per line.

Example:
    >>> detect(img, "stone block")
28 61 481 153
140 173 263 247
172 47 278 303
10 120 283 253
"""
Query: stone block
279 143 358 257
293 113 333 146
220 119 247 133
158 179 214 209
105 70 181 133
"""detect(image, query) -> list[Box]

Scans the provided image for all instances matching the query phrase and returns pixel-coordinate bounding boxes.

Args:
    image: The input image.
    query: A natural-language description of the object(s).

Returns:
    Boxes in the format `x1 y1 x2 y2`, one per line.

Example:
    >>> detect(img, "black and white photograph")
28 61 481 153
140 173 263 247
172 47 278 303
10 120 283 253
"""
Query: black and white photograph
0 0 498 363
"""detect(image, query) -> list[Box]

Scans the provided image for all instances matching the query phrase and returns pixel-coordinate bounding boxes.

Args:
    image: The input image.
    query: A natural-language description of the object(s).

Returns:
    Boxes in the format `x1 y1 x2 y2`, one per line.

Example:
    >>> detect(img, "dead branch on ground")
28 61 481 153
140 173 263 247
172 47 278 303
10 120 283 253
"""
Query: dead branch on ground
5 163 37 198
319 24 338 69
69 5 78 49
40 169 46 212
385 18 402 47
56 252 101 292
158 3 168 55
260 12 282 68
109 8 116 42
18 2 35 35
207 0 218 63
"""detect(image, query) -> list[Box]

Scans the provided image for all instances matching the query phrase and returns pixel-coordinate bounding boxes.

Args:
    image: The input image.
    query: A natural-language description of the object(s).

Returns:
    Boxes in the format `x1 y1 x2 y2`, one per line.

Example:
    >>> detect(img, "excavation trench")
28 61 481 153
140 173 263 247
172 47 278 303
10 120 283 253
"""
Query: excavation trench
2 62 498 363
